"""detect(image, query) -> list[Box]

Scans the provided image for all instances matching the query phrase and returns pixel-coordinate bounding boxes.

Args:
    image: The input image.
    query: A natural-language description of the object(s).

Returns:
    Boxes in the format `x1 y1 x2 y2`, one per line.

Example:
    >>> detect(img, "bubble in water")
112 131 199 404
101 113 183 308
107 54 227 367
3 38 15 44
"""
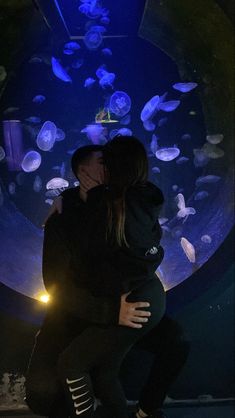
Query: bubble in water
36 121 57 151
21 150 42 172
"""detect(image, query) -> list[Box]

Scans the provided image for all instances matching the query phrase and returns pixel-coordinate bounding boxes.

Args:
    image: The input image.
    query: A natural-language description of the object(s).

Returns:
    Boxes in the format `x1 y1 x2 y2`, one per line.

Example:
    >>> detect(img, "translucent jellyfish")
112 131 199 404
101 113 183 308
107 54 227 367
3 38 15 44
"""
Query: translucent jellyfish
120 114 131 125
64 41 80 51
206 134 223 144
46 177 69 190
193 148 210 167
159 100 180 112
155 147 180 161
84 77 96 88
172 184 178 191
51 57 72 83
81 124 106 144
99 72 115 88
8 182 16 195
79 2 105 19
158 117 168 127
21 150 42 172
176 156 189 164
71 59 84 69
180 237 196 263
150 134 159 154
63 49 74 55
84 29 103 50
32 95 46 104
152 166 160 173
36 121 57 151
55 128 66 142
195 175 221 186
25 116 41 124
181 133 191 140
201 235 212 244
102 48 112 56
89 25 106 33
109 91 131 117
117 128 132 136
109 129 119 139
175 193 196 222
0 65 7 81
194 191 209 201
202 143 224 159
100 16 110 25
140 95 160 122
96 65 108 79
172 82 198 93
143 120 156 131
0 146 6 161
171 226 183 238
33 175 42 192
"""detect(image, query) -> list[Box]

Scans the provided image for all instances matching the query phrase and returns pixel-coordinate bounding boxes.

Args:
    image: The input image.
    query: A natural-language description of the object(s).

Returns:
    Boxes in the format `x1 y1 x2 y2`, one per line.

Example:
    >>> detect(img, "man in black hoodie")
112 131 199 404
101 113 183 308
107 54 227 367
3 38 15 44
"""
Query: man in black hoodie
25 145 189 418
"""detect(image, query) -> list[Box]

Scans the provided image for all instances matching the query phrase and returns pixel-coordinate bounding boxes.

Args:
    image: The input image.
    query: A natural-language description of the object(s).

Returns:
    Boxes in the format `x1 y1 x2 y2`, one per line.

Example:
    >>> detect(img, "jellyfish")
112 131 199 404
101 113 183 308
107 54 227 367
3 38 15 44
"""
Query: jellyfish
64 41 80 51
117 128 132 136
0 146 5 161
0 65 7 81
109 129 119 139
21 150 42 172
33 175 42 192
140 95 160 122
150 134 159 154
8 182 16 195
194 191 209 201
201 235 212 244
152 166 160 173
71 59 84 69
109 91 131 117
84 77 96 88
79 2 105 19
176 156 189 164
175 193 196 222
172 184 178 191
195 175 221 186
180 237 196 263
181 133 191 140
100 16 110 25
102 48 112 56
159 100 180 112
96 65 108 79
171 226 183 238
51 57 72 83
36 121 57 151
3 120 24 171
16 172 26 186
99 72 115 88
32 95 46 104
89 25 106 33
155 147 180 161
120 114 131 125
81 124 106 144
206 134 223 144
46 177 69 190
172 82 198 93
202 143 224 159
25 116 41 124
55 128 66 142
84 29 103 50
193 148 210 167
158 117 168 127
143 120 156 131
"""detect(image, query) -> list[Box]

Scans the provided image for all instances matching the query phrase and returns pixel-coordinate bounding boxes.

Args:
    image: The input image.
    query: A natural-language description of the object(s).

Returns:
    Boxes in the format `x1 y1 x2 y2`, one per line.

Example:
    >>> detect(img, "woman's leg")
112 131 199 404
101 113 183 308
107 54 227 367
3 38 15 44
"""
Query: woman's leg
58 279 165 418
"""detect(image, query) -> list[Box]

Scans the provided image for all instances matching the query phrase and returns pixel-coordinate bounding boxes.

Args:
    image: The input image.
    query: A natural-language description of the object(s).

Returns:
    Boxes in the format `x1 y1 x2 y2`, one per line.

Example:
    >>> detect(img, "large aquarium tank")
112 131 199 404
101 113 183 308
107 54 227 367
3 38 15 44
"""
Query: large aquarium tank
0 0 234 306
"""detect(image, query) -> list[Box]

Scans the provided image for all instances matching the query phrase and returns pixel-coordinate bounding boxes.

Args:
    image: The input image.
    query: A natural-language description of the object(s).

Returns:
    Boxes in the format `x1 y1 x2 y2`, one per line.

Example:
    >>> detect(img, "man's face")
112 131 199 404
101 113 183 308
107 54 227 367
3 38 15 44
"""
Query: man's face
78 151 104 183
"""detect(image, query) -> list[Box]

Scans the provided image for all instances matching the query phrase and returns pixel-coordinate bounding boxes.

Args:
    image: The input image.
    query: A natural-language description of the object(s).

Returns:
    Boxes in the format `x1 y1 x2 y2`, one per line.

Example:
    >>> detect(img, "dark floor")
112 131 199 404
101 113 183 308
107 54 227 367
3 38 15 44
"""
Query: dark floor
0 402 234 418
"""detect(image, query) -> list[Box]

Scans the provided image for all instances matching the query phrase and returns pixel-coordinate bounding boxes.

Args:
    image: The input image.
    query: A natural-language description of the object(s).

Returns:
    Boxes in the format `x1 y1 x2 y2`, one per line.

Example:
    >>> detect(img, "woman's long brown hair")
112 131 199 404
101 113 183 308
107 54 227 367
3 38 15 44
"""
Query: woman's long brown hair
103 135 148 247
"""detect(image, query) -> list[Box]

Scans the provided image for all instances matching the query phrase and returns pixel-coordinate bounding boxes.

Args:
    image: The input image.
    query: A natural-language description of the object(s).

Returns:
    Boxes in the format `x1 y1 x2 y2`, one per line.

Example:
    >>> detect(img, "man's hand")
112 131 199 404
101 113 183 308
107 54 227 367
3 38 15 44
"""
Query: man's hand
79 171 102 193
119 292 151 328
42 196 63 227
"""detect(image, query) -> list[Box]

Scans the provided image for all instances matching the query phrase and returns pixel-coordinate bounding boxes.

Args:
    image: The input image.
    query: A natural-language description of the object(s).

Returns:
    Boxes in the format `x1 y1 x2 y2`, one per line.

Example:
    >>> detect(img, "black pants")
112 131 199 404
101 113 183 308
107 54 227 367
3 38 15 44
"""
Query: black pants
25 280 188 417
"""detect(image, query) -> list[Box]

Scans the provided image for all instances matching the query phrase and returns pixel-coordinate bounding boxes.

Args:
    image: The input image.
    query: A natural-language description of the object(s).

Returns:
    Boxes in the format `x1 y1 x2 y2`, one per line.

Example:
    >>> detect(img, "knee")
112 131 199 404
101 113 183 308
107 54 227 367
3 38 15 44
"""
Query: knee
25 371 60 415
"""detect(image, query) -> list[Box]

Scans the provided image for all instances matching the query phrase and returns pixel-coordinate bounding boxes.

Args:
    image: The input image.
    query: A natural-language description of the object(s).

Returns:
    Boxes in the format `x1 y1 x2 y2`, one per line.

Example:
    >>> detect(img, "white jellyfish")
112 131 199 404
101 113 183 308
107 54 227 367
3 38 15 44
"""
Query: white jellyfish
46 177 69 190
109 91 131 117
140 95 160 122
206 134 223 144
159 100 180 112
195 175 221 186
99 72 115 88
194 191 209 201
36 121 57 151
143 120 156 131
202 143 224 159
84 29 103 50
172 82 198 93
193 148 210 167
175 193 196 222
155 147 180 161
180 237 196 263
51 57 72 83
81 124 106 144
55 128 66 142
150 134 159 154
21 150 42 172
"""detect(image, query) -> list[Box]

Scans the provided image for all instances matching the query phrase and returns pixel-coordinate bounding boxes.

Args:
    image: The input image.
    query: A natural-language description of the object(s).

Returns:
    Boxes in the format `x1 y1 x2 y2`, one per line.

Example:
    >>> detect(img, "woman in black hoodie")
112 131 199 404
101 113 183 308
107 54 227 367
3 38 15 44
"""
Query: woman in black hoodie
46 136 166 418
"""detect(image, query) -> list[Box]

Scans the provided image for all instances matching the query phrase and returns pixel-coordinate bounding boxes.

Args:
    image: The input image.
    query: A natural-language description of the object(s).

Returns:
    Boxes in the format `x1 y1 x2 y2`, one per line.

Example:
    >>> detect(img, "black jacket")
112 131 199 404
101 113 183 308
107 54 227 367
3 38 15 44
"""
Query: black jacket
43 182 164 325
